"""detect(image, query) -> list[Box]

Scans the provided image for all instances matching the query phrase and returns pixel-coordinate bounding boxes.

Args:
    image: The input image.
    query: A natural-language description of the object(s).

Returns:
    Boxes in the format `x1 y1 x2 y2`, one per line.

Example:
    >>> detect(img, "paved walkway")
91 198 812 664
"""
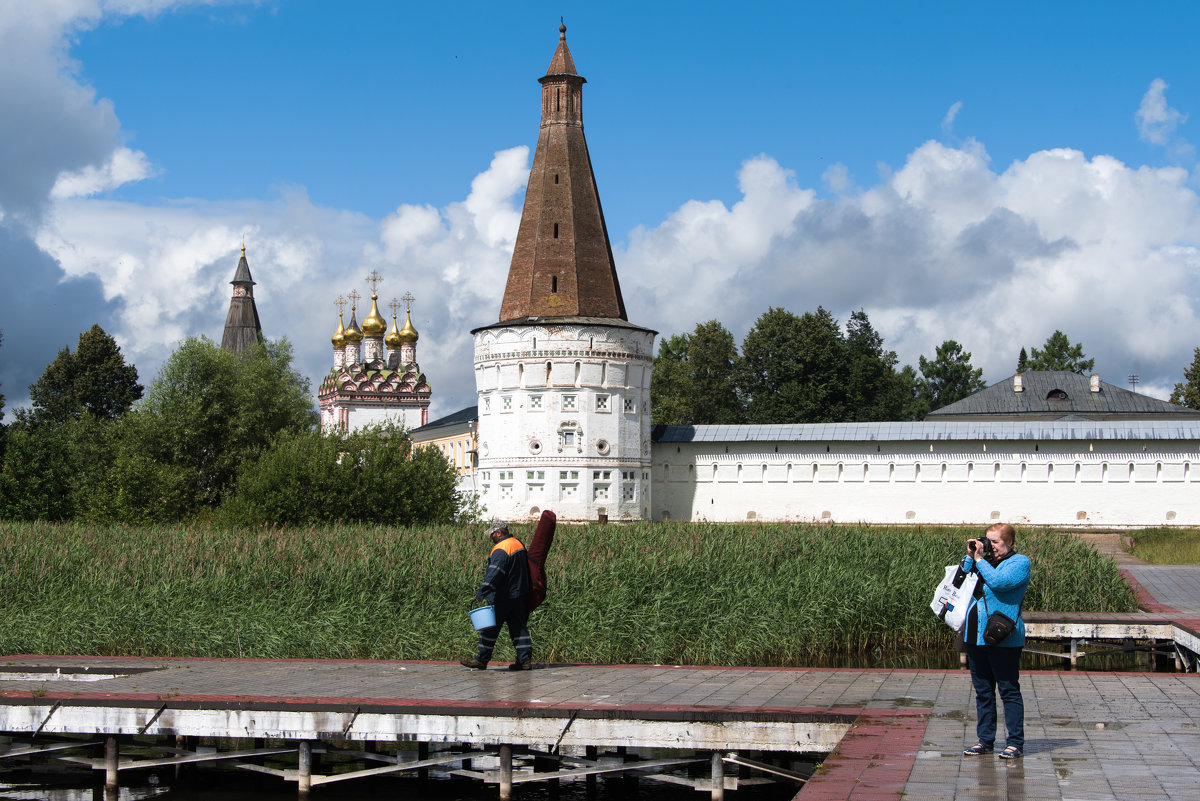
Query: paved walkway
0 654 1197 800
1073 531 1200 616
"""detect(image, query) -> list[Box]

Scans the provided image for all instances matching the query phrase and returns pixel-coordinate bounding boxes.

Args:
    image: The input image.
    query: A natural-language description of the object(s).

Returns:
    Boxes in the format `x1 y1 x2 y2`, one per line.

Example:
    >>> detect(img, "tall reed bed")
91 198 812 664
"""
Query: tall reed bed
1127 528 1200 564
0 521 1137 665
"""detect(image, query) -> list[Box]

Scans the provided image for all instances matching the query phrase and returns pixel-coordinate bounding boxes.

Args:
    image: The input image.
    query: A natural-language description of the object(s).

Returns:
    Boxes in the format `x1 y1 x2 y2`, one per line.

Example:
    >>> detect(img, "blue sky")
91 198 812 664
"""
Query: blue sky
3 0 1200 418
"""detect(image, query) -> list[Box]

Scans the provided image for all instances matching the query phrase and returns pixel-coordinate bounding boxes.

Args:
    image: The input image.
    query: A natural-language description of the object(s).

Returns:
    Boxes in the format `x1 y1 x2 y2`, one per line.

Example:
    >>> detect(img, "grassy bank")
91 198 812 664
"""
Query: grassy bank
1127 528 1200 564
0 521 1138 666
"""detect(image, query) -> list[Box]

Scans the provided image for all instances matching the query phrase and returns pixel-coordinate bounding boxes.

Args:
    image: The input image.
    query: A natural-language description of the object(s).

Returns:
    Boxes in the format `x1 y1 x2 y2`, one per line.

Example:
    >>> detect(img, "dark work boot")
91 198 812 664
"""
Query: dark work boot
460 658 488 669
507 661 532 671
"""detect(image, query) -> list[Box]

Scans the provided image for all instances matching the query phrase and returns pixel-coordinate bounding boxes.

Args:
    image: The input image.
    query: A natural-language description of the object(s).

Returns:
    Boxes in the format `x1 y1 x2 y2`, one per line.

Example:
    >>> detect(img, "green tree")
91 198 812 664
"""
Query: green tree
127 336 317 515
896 364 926 421
844 309 908 421
740 306 846 424
219 423 460 526
916 340 987 412
1016 347 1029 373
0 415 120 521
1169 347 1200 410
650 322 744 425
687 321 745 424
650 333 693 425
1026 330 1094 373
28 324 142 425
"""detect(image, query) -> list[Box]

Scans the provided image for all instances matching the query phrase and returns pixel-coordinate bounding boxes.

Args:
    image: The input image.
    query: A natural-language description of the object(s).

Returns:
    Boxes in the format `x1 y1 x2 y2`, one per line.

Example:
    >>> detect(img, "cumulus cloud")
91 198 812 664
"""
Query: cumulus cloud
620 139 1200 399
35 150 528 418
50 147 155 199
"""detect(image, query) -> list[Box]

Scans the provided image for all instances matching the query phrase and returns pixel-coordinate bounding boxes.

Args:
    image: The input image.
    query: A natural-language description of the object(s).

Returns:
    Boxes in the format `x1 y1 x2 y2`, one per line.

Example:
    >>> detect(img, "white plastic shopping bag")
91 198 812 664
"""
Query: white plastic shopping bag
930 564 978 631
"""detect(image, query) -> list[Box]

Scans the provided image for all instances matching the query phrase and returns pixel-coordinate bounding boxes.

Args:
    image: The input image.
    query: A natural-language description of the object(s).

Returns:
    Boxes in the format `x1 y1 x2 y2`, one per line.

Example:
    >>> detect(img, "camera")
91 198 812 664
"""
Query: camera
969 537 994 558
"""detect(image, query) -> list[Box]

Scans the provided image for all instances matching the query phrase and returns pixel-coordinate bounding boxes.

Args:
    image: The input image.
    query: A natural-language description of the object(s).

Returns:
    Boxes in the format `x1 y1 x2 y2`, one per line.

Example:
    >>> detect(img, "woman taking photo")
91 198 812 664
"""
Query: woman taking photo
961 522 1031 760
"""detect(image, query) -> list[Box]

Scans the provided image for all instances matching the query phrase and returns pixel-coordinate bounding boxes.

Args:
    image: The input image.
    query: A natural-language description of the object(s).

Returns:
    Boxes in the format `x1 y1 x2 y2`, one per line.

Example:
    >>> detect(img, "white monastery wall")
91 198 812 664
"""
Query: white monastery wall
473 322 655 521
652 439 1200 526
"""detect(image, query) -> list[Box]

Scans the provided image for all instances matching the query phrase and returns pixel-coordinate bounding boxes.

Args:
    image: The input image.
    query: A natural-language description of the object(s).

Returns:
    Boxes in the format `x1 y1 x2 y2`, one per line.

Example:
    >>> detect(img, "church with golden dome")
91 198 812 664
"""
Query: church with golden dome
318 271 431 432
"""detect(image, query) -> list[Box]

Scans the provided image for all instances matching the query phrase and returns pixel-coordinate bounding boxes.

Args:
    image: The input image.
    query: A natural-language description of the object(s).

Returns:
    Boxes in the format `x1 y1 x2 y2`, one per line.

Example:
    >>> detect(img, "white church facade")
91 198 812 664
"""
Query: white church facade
319 279 431 433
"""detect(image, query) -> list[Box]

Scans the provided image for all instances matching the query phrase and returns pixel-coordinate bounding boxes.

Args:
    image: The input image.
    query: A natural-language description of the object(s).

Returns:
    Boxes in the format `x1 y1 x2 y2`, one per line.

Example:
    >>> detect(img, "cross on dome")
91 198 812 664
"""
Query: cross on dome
365 270 383 295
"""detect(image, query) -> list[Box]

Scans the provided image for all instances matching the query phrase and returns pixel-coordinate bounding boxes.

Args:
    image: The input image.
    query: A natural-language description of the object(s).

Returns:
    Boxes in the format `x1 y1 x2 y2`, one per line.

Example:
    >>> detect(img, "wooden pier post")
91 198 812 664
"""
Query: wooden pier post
499 744 513 801
418 740 429 781
104 736 119 791
710 751 725 801
297 740 312 796
585 745 598 796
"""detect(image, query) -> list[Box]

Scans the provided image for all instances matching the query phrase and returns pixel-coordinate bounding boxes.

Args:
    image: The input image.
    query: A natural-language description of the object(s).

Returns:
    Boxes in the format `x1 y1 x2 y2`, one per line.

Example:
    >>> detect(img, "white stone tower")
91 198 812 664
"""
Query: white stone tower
472 24 656 521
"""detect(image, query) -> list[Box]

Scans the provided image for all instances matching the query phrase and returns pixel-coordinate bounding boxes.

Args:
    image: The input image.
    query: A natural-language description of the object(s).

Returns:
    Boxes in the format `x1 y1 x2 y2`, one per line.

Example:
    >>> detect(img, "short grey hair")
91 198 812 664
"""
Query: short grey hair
486 519 509 537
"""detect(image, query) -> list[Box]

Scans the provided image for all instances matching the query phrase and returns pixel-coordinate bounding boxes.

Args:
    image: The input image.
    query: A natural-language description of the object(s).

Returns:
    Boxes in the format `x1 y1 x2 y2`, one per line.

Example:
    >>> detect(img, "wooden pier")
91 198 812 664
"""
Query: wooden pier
1 653 1199 800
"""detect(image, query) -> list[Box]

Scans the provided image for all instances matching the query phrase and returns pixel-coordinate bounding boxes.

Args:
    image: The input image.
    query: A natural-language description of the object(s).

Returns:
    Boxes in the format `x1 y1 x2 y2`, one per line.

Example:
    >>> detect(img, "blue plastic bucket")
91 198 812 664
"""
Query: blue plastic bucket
469 605 496 631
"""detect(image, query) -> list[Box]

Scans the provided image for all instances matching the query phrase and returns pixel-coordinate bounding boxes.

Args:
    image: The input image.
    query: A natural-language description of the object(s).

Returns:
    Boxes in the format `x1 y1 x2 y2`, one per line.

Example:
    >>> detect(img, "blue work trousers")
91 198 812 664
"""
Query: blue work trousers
965 643 1024 750
474 597 532 664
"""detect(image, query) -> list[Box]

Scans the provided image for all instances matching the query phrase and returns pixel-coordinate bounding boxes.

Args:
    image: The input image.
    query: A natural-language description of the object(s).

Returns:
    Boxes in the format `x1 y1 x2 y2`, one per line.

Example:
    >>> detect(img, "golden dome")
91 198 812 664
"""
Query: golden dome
331 311 345 348
361 292 387 337
385 311 402 348
342 308 363 343
398 308 419 344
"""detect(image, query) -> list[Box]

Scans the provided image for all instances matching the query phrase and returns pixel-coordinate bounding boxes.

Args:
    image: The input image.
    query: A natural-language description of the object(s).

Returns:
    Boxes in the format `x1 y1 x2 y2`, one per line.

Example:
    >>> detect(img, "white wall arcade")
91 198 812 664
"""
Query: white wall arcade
473 319 656 521
651 423 1200 527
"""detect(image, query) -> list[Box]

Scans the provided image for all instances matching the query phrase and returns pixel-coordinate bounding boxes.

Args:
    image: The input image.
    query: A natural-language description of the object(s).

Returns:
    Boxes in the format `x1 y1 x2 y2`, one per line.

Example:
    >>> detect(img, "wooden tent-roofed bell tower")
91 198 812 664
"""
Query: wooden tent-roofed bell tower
220 245 263 354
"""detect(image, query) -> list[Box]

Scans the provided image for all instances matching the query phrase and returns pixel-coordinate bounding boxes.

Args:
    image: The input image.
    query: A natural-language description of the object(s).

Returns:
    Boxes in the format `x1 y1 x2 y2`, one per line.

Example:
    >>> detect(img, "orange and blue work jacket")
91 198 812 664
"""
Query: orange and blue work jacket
478 535 530 604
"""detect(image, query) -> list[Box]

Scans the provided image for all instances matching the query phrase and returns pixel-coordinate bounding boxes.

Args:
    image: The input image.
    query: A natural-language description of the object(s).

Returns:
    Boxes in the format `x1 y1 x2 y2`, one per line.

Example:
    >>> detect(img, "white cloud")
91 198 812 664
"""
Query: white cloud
35 150 529 418
50 147 155 198
1136 78 1194 164
822 163 852 195
620 139 1200 400
1137 78 1185 146
942 100 963 137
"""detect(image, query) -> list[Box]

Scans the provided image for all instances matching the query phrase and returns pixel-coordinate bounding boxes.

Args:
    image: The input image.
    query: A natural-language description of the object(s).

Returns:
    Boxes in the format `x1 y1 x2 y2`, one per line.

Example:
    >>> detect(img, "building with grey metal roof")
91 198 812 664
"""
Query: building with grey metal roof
925 371 1200 421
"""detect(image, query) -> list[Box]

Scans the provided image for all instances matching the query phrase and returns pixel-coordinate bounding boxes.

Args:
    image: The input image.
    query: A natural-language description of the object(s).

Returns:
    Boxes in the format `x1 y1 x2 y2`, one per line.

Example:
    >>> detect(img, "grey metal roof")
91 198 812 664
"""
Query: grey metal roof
926 371 1200 419
651 420 1200 443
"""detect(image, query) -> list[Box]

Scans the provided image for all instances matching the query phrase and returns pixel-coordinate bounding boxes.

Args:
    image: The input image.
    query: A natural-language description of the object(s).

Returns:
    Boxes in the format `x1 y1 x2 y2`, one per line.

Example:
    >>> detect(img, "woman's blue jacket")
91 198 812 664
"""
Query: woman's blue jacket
960 551 1031 648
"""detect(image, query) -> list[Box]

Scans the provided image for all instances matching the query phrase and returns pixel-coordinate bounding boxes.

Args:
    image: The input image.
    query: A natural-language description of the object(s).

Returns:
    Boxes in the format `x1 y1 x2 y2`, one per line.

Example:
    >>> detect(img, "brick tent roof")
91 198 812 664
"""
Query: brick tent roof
545 24 578 75
497 25 626 323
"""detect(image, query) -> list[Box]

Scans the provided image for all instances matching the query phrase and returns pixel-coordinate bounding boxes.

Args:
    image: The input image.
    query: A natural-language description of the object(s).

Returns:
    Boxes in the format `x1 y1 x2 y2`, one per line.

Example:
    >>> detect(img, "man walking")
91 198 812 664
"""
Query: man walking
461 520 533 671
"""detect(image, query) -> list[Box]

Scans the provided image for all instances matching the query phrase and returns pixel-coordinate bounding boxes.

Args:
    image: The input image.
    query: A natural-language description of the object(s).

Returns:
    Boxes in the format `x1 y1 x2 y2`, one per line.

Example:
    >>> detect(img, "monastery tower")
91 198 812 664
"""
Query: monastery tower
472 24 656 521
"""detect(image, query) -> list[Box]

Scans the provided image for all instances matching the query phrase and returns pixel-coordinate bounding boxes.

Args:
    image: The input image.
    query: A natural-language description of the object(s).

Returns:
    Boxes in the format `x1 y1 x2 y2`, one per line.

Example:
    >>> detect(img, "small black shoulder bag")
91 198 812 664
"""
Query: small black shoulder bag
981 593 1021 645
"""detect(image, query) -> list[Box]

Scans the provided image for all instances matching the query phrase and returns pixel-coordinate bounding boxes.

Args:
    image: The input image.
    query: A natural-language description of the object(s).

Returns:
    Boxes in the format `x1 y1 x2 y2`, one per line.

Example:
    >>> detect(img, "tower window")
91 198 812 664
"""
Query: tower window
554 174 559 184
553 223 559 238
551 275 558 293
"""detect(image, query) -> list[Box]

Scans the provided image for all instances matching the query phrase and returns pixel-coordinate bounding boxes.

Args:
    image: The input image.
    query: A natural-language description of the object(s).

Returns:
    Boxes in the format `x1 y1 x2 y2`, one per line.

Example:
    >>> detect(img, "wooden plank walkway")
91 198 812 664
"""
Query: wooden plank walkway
0 654 1198 799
